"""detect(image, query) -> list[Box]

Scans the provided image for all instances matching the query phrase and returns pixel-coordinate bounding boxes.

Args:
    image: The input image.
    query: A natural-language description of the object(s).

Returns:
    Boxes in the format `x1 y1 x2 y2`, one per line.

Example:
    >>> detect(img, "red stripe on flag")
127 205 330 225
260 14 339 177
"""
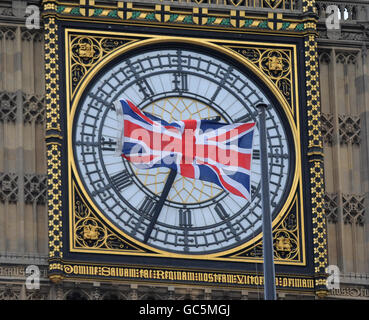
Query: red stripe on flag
126 100 178 131
180 164 195 179
124 119 181 152
196 144 251 170
206 163 246 199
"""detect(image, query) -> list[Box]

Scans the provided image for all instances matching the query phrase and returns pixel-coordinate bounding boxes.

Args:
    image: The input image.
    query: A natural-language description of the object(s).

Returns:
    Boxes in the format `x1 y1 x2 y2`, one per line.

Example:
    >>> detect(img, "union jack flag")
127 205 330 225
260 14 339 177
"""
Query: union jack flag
114 99 256 200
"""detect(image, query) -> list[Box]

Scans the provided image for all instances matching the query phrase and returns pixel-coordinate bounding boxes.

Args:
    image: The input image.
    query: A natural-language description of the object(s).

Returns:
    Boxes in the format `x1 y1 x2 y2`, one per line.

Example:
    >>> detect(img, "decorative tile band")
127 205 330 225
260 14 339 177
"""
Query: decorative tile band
42 1 307 32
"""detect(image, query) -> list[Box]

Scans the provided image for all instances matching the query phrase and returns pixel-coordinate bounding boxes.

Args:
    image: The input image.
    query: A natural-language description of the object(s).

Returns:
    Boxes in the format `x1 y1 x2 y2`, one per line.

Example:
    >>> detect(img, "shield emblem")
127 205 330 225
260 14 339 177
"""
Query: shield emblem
118 2 133 20
193 8 208 25
155 5 171 23
230 10 246 28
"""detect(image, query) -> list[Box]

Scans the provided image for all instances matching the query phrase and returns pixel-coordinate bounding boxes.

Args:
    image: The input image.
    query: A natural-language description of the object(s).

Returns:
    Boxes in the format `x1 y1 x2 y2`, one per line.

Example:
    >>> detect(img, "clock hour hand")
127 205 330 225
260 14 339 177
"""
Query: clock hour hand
143 169 177 243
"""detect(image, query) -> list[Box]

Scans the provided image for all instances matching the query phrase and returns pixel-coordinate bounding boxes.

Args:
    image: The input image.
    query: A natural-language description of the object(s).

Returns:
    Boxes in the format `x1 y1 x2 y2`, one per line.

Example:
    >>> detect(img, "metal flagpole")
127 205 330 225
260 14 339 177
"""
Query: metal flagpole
257 103 277 300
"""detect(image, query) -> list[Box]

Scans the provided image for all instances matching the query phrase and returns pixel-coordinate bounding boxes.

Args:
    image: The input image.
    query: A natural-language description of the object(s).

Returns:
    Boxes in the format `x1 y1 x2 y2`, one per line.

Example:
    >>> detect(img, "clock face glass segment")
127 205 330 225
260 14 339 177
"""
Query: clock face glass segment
73 47 292 254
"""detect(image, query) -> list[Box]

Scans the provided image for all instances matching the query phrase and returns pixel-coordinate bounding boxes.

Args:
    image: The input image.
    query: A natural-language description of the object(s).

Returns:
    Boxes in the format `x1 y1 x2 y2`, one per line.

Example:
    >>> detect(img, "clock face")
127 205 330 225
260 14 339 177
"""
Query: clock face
73 45 293 254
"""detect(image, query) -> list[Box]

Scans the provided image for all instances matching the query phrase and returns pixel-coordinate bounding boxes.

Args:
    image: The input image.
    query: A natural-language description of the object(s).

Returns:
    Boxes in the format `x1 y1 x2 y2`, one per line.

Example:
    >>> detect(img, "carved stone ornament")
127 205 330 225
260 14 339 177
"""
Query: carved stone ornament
23 94 45 124
0 26 16 40
24 174 47 205
336 52 357 65
339 114 361 145
319 51 331 64
0 91 17 122
324 193 338 223
342 194 365 225
321 113 334 145
21 29 43 42
0 172 18 203
0 285 19 300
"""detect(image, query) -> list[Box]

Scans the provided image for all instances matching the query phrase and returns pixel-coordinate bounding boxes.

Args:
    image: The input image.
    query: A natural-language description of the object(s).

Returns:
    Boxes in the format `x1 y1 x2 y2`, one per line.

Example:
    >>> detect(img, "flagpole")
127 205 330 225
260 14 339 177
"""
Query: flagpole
257 103 277 300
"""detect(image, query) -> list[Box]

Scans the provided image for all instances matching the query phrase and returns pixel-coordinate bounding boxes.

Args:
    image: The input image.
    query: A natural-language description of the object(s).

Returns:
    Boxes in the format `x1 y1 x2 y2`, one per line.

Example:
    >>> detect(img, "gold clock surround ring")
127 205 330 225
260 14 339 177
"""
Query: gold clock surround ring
67 34 302 261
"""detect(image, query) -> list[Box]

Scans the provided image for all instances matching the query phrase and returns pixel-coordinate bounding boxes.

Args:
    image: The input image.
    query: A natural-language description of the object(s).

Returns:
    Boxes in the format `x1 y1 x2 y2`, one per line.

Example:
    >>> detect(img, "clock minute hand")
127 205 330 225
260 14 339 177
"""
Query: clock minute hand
143 169 177 243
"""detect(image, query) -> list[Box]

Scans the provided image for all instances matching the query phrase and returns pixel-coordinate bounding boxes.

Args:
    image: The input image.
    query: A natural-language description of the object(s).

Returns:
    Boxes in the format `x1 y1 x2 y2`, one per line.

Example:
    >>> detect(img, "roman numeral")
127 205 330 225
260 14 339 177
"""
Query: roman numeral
234 111 258 123
126 58 154 99
173 72 188 93
110 170 133 191
214 203 229 220
179 209 192 228
100 137 117 151
210 66 233 102
253 149 261 160
140 196 156 218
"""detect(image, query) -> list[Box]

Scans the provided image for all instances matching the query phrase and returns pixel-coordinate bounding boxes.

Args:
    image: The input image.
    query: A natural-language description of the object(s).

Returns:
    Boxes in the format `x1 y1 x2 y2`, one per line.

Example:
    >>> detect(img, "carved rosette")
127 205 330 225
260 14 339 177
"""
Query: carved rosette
0 91 17 122
24 174 47 205
342 194 365 225
0 173 18 203
338 114 361 145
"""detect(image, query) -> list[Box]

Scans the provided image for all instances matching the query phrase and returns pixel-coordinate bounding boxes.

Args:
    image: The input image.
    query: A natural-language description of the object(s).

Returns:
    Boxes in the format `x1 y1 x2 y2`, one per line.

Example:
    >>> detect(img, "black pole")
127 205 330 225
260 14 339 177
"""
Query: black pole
257 103 277 300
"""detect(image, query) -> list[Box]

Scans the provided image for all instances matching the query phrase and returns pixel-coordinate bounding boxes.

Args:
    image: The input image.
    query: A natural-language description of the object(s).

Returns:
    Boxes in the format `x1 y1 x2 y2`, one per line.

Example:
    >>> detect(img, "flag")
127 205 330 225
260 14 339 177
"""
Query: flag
114 99 256 200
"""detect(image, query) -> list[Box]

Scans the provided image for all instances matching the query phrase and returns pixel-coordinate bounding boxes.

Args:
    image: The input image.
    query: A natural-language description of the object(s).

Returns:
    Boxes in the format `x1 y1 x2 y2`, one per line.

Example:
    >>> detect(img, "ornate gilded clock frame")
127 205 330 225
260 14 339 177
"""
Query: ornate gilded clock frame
43 0 328 296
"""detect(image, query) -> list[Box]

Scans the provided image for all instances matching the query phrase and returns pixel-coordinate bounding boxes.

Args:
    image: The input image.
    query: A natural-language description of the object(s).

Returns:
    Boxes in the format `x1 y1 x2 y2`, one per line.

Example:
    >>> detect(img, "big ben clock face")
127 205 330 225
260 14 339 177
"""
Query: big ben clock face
72 44 294 255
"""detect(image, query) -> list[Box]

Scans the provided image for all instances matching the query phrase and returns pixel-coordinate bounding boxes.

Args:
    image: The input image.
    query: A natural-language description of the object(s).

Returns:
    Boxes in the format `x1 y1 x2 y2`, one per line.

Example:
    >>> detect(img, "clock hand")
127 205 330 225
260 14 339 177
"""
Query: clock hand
143 169 177 243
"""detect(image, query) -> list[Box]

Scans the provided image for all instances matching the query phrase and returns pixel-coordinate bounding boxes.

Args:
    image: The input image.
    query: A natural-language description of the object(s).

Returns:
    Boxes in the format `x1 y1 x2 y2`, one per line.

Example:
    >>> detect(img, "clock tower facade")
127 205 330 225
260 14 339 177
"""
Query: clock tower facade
0 0 368 300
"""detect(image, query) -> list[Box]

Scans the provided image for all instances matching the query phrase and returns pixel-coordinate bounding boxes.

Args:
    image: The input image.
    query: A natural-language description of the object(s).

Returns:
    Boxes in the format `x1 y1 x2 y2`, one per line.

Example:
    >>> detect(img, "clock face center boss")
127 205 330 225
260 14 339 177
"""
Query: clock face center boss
73 46 291 254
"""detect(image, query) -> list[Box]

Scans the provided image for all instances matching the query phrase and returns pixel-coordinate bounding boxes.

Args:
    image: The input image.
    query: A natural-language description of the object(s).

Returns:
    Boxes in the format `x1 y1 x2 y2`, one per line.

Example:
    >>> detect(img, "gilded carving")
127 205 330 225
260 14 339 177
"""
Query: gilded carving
275 236 292 252
235 47 293 107
70 35 132 95
267 55 283 71
229 197 301 263
78 42 95 58
73 184 146 252
83 225 99 240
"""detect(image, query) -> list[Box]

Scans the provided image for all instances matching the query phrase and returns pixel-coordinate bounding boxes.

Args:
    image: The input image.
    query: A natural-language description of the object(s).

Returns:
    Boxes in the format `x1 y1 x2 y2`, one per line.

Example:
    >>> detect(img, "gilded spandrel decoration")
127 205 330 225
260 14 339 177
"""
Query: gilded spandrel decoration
73 184 146 252
65 31 303 263
233 47 293 107
227 197 300 262
70 35 133 95
273 210 299 260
